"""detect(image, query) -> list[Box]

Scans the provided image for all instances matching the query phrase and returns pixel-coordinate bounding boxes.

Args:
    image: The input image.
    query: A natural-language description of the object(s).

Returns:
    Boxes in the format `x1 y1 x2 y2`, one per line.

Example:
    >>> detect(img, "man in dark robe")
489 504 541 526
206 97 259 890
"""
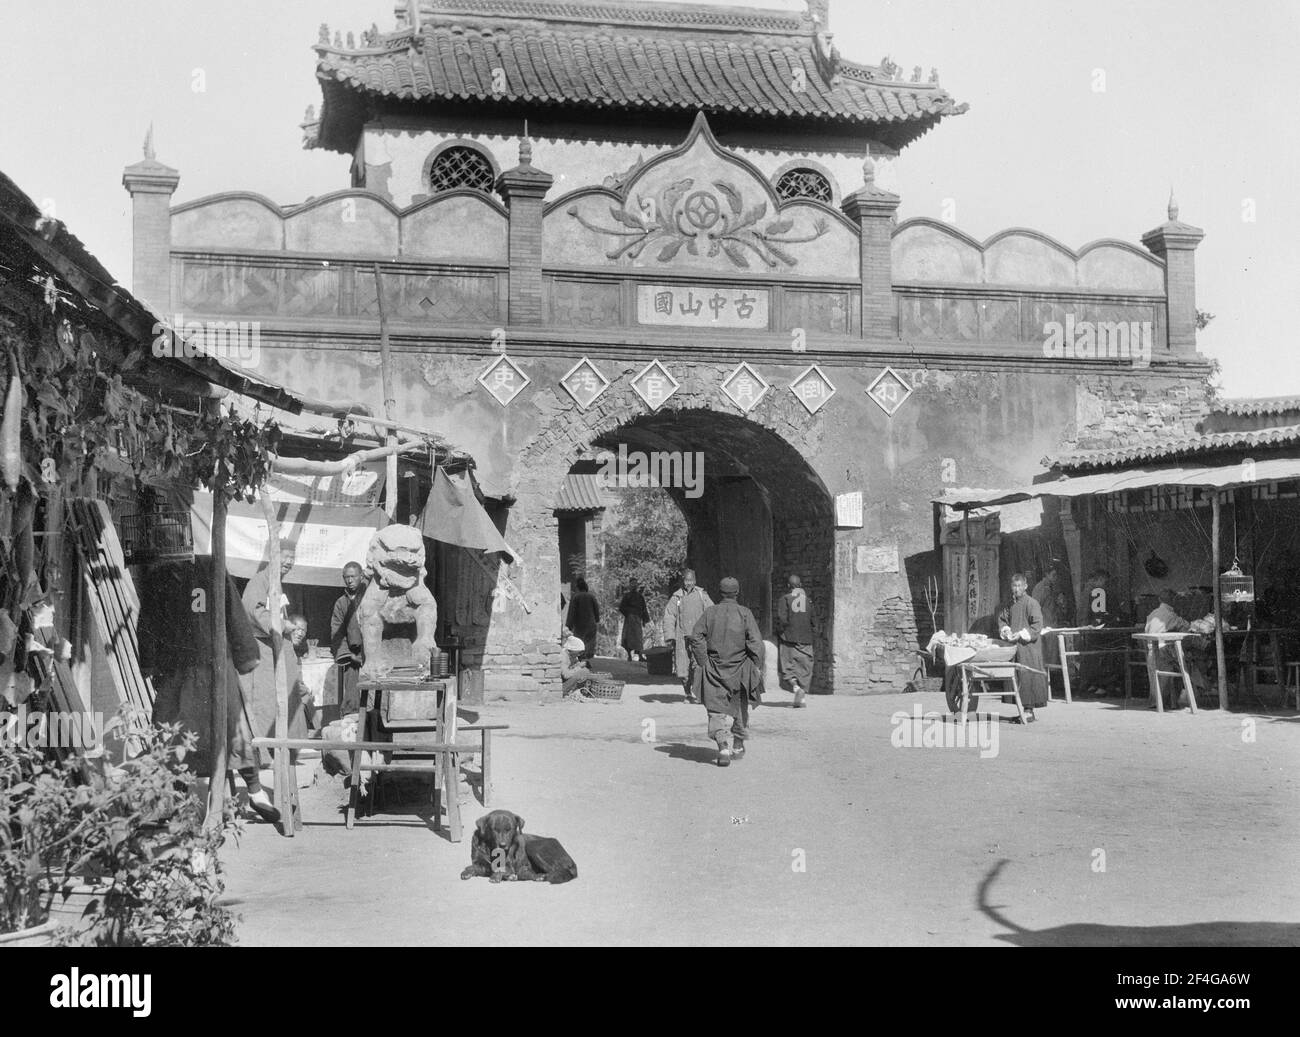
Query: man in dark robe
330 561 365 714
564 577 601 661
142 558 280 822
688 577 764 767
998 572 1049 717
664 569 712 703
775 573 815 708
618 578 651 662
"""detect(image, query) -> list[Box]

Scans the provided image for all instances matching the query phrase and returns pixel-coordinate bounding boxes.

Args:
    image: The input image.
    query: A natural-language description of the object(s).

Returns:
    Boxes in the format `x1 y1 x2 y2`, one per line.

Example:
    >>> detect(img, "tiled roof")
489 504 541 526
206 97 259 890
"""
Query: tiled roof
1050 425 1300 471
1215 395 1300 417
307 1 966 152
555 473 609 512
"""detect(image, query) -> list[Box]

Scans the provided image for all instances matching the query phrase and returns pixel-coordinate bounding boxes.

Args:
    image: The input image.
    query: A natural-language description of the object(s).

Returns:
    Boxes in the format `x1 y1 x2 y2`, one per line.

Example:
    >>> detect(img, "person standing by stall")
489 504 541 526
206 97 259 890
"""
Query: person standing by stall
775 574 815 708
664 569 713 704
998 572 1049 720
565 577 601 661
331 561 366 714
618 577 651 662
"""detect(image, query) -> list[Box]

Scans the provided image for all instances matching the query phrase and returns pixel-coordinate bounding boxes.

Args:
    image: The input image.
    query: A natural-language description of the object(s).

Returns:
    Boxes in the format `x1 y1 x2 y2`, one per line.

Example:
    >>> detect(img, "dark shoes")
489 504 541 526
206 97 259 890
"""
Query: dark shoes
792 687 807 709
732 741 746 759
247 788 281 824
716 748 733 767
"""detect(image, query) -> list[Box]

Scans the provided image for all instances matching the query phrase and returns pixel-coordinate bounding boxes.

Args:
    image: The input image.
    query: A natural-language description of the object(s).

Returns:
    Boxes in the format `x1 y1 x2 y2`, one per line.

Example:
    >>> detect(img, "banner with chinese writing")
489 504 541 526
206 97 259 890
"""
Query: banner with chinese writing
636 285 770 328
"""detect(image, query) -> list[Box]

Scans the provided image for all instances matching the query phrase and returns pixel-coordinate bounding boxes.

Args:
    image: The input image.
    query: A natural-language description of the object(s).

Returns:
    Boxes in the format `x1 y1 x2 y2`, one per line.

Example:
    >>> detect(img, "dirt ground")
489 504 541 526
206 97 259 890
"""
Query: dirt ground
221 661 1300 946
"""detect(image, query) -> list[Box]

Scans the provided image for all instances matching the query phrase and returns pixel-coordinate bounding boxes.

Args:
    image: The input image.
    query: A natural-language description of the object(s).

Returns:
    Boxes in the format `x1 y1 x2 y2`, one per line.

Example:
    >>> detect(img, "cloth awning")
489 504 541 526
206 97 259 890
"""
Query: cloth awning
934 456 1300 511
190 464 389 585
419 468 518 562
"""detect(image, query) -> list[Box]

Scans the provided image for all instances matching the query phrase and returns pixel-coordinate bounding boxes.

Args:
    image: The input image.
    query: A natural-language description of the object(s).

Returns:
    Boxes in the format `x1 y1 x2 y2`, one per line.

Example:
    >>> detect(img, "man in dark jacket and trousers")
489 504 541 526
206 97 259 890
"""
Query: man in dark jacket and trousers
688 577 764 767
775 574 815 708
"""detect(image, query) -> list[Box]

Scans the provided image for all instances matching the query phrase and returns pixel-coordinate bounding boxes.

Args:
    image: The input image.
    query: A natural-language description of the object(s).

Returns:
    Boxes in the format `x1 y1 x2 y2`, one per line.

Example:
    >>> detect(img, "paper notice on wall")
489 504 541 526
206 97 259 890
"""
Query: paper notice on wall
857 543 899 574
835 540 855 581
836 492 864 528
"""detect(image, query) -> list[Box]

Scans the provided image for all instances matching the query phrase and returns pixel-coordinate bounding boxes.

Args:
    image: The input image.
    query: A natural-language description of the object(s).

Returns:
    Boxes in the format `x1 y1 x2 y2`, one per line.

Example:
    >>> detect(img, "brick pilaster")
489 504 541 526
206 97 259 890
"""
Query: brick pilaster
122 136 180 315
841 162 901 341
1141 197 1205 356
497 140 553 326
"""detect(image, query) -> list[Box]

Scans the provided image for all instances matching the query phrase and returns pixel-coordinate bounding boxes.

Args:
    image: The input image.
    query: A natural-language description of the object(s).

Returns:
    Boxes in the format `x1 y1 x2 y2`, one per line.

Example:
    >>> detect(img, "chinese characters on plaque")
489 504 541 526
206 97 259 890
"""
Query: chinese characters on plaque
478 354 530 406
559 357 611 411
835 492 864 529
636 285 770 329
790 365 837 415
866 367 914 417
631 360 681 412
721 362 770 414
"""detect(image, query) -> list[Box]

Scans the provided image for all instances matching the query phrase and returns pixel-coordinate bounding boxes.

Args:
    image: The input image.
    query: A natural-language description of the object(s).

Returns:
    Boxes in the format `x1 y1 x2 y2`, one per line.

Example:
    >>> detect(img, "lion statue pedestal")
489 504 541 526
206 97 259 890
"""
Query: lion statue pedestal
357 524 439 680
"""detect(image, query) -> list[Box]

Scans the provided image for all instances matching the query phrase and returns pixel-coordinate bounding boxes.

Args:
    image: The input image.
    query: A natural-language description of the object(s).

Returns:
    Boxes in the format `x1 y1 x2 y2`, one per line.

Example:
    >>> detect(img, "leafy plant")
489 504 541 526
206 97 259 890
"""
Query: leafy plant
583 487 688 652
0 708 241 945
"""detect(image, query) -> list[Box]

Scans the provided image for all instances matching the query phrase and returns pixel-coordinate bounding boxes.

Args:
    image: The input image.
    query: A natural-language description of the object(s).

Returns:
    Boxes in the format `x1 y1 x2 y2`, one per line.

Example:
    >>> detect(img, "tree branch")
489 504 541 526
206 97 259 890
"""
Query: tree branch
270 438 426 476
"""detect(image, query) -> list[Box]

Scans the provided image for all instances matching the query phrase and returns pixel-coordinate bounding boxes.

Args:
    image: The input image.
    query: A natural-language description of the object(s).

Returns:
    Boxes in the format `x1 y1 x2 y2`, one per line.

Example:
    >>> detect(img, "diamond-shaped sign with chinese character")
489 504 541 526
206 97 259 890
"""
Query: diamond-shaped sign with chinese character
721 362 770 415
790 365 837 415
631 360 680 412
559 357 610 411
478 354 530 407
866 367 913 417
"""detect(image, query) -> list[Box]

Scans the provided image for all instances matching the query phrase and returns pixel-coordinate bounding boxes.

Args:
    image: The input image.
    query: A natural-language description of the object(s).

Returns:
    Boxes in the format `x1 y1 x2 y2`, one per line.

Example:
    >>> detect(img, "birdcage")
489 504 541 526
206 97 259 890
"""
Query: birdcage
1219 561 1255 605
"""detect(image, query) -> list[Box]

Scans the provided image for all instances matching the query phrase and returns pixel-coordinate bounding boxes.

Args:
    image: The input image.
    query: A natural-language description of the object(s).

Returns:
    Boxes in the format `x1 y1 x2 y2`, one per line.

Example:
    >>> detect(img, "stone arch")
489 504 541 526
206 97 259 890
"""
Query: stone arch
506 370 837 694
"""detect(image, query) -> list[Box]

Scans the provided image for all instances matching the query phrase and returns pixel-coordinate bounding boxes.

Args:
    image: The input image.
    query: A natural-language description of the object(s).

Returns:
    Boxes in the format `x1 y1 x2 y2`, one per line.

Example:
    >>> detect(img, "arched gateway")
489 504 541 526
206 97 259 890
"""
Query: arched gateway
127 0 1214 696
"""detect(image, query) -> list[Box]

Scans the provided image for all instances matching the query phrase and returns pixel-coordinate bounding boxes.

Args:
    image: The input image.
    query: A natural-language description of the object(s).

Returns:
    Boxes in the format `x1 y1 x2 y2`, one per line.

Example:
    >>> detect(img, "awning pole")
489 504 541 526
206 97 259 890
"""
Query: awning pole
1212 493 1229 710
205 399 229 828
962 506 972 634
374 265 399 521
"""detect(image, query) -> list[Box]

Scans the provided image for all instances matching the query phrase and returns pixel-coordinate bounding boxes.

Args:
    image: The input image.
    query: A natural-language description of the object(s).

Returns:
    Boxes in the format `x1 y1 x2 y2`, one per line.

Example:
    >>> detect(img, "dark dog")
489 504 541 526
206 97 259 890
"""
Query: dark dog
460 810 577 884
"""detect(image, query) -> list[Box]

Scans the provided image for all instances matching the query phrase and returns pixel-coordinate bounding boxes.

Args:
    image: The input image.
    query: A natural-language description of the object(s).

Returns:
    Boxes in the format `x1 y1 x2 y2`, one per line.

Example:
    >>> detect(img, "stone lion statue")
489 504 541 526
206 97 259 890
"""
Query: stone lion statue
357 524 439 679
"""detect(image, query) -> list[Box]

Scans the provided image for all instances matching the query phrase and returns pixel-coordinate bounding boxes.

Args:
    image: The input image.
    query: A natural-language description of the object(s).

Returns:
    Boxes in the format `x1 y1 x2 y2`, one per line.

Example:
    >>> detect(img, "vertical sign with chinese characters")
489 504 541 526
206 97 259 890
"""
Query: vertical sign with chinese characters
636 285 770 329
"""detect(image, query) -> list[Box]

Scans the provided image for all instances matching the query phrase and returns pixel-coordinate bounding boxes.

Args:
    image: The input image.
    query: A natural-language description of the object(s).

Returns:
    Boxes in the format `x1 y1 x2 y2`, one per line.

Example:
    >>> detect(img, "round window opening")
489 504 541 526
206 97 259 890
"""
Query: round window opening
775 168 833 204
428 146 495 194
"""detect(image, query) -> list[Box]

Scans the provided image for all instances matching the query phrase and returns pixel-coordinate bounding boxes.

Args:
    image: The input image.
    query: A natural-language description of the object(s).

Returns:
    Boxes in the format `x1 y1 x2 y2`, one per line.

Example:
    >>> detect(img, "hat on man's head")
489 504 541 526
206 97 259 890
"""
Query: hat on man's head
563 636 586 653
719 577 741 597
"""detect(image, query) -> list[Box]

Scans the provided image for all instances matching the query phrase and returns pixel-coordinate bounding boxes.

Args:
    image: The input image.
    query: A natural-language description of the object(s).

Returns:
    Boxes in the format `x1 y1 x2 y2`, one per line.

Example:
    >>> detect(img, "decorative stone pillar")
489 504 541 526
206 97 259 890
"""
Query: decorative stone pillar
1141 195 1205 355
841 158 900 340
121 128 180 315
497 139 554 326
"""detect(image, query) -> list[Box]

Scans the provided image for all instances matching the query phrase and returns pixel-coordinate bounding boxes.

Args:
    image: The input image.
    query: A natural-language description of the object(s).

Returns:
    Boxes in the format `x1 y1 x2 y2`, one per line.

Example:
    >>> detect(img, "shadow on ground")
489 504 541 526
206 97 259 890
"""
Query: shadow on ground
978 859 1300 946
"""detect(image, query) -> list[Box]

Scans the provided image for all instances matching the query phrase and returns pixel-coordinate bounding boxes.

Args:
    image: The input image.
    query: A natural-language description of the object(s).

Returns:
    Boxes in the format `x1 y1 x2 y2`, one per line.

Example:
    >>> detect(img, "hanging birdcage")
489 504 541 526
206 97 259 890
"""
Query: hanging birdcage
1219 561 1255 605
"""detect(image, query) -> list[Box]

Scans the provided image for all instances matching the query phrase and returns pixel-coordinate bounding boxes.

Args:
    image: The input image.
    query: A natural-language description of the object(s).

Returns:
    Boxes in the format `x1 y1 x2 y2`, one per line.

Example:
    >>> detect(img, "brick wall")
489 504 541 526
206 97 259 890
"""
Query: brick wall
1074 371 1212 450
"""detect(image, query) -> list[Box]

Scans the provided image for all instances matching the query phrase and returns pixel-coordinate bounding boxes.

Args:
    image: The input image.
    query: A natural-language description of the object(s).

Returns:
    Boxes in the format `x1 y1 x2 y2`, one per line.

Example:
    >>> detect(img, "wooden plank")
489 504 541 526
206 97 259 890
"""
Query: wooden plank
1212 495 1229 710
207 452 229 826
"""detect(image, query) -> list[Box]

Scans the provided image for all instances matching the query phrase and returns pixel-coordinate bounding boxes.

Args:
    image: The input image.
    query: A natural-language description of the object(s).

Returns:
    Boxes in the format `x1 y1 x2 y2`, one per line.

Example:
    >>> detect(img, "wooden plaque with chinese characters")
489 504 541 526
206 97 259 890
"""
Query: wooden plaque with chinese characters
636 285 770 329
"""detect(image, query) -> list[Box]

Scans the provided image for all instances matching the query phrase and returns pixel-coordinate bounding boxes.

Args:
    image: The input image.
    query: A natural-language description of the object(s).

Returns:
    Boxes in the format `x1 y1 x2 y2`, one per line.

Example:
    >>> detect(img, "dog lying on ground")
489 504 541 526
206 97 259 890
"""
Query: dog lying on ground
459 810 577 884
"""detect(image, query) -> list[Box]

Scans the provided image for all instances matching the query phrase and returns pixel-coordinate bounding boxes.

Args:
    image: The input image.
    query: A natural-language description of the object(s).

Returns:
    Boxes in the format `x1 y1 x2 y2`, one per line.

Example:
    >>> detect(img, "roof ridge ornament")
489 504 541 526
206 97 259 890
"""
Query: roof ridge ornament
143 124 155 161
1168 188 1179 222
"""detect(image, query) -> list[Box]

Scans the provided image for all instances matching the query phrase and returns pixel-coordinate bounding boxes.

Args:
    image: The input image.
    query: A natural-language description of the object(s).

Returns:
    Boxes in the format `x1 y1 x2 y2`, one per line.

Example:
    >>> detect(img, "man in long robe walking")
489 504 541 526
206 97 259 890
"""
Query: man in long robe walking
775 574 815 708
688 577 763 767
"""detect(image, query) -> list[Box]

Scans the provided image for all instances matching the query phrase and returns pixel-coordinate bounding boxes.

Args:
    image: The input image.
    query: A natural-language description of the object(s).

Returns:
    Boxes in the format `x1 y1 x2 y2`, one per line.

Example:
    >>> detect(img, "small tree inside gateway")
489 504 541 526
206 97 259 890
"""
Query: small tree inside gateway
584 487 687 655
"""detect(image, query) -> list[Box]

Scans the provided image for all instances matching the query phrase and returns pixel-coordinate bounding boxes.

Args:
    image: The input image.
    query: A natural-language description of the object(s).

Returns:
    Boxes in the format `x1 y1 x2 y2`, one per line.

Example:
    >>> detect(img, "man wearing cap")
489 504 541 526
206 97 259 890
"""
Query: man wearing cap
688 577 764 767
775 574 815 709
663 569 713 703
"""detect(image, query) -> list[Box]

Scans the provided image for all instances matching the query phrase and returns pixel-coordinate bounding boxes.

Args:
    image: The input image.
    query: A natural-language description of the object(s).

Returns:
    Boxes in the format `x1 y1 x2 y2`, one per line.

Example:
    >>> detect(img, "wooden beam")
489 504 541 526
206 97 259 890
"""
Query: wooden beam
1212 493 1229 710
259 492 300 835
206 410 229 826
270 437 425 477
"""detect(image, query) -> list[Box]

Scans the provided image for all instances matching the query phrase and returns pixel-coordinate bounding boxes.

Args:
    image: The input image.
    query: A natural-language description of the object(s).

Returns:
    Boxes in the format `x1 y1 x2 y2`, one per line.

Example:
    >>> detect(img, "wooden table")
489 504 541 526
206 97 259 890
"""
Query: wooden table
1131 632 1201 713
1046 626 1141 703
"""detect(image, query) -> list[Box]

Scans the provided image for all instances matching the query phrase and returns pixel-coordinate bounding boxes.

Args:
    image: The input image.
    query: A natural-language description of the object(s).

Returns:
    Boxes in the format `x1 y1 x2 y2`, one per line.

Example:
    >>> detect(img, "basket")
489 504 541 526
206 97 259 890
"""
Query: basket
582 678 625 702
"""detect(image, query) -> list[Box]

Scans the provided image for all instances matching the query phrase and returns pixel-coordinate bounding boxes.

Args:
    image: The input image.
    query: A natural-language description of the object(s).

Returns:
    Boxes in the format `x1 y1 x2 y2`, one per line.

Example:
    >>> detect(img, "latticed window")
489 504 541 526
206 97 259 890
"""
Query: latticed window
428 146 495 194
775 168 833 204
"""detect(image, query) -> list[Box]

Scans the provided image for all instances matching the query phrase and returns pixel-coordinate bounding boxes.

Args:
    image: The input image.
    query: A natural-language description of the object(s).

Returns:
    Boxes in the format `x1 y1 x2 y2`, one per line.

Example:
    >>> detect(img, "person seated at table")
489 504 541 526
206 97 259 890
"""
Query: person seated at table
998 573 1049 719
1144 589 1208 709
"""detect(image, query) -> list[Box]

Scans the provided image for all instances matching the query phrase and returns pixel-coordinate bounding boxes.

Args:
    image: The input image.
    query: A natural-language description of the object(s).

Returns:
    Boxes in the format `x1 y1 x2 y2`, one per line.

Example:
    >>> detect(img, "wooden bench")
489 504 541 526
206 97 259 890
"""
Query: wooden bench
1131 633 1199 714
251 723 509 842
1045 627 1140 703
